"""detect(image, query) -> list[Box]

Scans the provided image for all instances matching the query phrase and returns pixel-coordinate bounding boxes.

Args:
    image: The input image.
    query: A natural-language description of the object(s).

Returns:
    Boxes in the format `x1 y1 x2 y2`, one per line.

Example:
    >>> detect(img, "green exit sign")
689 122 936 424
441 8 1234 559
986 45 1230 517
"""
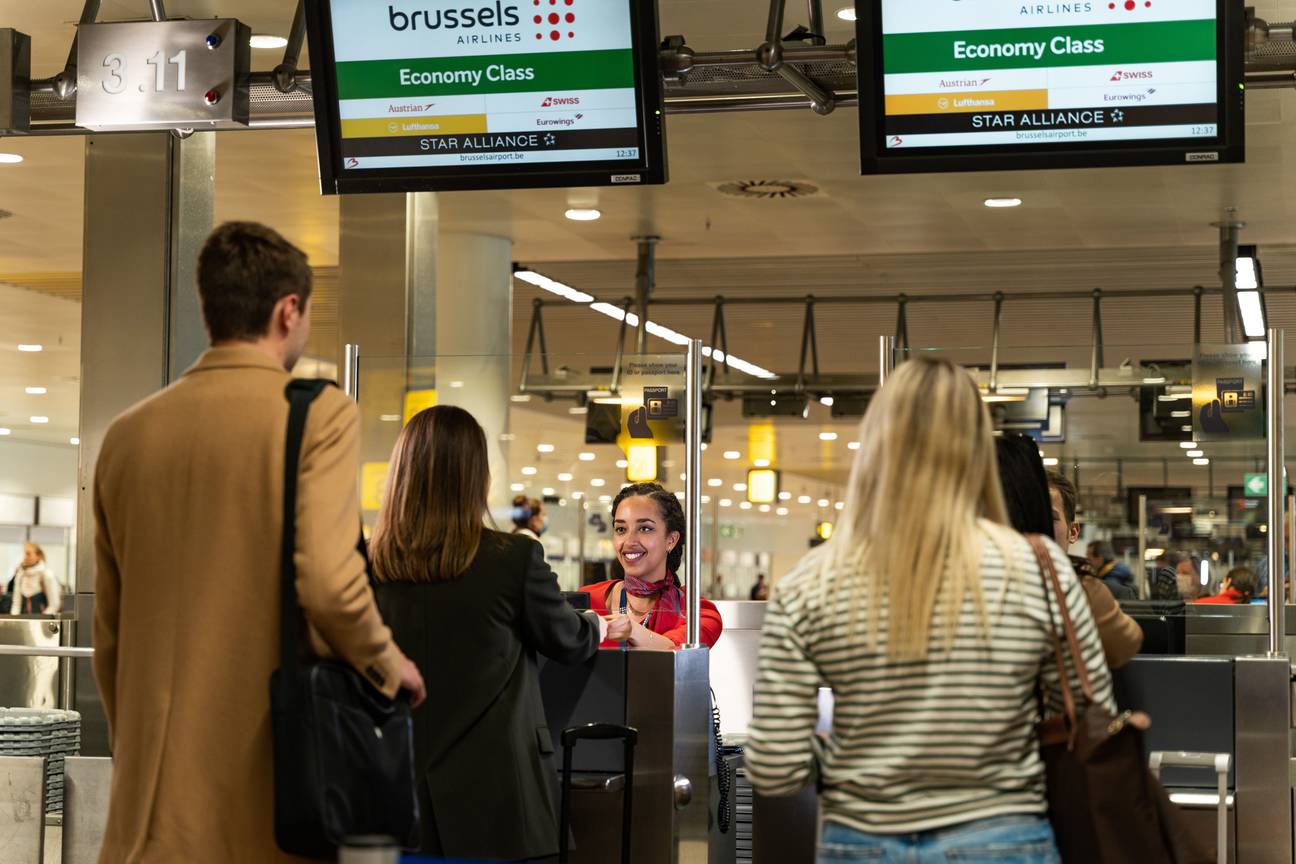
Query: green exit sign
1244 473 1268 498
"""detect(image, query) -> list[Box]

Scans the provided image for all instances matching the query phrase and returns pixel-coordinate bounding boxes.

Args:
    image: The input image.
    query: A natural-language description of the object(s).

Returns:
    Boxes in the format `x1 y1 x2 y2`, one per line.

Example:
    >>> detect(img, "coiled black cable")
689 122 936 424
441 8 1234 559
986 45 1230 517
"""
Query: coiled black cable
711 688 731 834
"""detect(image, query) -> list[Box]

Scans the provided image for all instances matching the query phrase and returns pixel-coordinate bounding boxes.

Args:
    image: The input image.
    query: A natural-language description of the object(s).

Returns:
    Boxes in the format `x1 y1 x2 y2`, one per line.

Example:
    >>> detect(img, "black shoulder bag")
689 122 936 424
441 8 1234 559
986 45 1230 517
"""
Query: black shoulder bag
271 379 420 859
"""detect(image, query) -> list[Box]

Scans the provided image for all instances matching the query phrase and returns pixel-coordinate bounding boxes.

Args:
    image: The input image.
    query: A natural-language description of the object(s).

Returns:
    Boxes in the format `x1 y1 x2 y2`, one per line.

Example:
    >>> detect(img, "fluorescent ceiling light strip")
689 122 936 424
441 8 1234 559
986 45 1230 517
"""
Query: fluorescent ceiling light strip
517 269 777 379
1238 290 1266 339
1235 258 1259 291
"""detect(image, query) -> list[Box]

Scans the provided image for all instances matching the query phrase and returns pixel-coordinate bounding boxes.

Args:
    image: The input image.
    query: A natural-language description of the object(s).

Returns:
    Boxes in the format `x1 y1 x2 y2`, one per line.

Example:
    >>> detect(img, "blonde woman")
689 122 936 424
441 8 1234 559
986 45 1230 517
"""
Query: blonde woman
746 357 1114 863
7 543 61 615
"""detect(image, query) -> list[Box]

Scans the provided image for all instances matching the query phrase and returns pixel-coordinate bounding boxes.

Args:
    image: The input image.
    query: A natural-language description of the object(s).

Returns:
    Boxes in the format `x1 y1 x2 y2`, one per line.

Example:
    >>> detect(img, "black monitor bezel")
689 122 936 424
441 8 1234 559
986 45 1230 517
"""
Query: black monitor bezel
304 0 668 194
856 0 1246 175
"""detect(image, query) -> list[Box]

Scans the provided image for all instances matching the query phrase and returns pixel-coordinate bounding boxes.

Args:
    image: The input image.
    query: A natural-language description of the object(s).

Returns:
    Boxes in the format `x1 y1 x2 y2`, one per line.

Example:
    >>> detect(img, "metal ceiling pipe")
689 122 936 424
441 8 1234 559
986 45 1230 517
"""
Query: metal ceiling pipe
147 0 167 22
633 236 659 354
806 0 827 46
273 0 309 95
1217 219 1246 344
36 0 101 100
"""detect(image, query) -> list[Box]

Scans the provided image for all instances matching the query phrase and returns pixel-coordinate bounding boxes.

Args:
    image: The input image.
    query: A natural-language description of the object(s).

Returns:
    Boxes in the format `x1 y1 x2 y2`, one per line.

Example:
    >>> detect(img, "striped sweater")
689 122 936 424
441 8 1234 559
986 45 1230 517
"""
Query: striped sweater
745 527 1116 834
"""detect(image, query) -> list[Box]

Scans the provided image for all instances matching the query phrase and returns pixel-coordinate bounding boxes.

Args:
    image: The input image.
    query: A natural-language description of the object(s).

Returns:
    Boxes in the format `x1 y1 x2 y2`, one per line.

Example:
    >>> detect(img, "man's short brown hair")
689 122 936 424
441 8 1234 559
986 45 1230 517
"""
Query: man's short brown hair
1046 471 1077 524
197 222 312 342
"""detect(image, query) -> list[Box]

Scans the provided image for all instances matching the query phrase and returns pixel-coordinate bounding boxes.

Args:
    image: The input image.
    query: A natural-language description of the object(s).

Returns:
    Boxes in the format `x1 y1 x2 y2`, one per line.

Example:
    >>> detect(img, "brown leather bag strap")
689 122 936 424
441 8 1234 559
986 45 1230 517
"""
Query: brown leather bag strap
1027 535 1095 709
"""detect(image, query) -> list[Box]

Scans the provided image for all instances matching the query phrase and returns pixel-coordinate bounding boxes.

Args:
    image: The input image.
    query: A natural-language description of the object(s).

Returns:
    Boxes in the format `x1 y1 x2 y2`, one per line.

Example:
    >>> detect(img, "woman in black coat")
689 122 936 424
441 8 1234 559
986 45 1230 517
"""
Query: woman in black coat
371 405 606 862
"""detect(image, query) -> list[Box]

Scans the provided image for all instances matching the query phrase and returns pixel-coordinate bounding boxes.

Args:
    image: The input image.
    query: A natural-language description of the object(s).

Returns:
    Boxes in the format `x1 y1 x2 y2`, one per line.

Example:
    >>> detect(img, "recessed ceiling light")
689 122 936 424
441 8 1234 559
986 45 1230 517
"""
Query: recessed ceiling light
542 487 555 496
69 437 80 445
719 498 733 508
249 34 289 49
510 394 531 403
558 473 573 482
590 478 606 487
722 450 741 460
753 458 770 468
701 495 711 504
847 441 861 450
733 483 747 492
17 344 41 352
835 6 856 21
778 491 792 501
599 494 612 503
379 414 401 422
984 197 1023 208
759 504 771 513
537 443 555 453
835 501 845 511
819 396 835 407
616 459 629 469
707 479 723 488
1043 457 1059 467
1193 458 1211 466
0 428 9 436
1179 441 1198 449
818 498 830 508
571 491 584 499
1186 450 1204 458
798 495 812 504
568 406 588 415
30 416 48 424
521 466 538 476
579 452 596 461
564 208 602 222
449 380 465 389
0 154 23 165
819 432 838 441
776 507 789 516
739 501 753 510
24 387 46 395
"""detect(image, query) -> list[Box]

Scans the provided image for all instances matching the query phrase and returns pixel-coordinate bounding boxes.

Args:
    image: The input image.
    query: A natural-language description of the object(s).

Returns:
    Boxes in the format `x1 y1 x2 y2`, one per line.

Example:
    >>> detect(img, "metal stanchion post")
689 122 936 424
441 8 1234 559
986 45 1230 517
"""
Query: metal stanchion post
1267 329 1285 656
685 340 703 648
1137 494 1148 600
878 335 895 388
343 343 360 403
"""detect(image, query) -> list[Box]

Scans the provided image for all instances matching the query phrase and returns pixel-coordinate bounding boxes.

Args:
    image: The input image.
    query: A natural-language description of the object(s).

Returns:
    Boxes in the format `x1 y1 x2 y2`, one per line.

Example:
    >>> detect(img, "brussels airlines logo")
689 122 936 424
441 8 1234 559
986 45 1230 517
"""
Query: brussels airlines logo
388 3 522 31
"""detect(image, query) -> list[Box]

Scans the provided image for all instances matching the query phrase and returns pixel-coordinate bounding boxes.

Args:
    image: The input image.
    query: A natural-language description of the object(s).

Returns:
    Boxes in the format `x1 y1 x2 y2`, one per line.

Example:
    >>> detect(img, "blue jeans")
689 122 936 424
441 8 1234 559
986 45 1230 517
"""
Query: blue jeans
818 815 1060 863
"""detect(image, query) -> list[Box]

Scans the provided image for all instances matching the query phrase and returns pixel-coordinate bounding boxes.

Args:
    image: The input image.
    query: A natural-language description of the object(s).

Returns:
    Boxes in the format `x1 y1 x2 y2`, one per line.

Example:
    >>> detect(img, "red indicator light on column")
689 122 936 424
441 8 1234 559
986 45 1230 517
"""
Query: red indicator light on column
204 89 221 106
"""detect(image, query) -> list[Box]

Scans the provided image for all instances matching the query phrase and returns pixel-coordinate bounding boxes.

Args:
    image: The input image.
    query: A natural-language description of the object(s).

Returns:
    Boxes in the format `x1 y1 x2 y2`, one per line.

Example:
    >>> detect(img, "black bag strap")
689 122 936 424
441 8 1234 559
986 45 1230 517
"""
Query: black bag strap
280 378 337 677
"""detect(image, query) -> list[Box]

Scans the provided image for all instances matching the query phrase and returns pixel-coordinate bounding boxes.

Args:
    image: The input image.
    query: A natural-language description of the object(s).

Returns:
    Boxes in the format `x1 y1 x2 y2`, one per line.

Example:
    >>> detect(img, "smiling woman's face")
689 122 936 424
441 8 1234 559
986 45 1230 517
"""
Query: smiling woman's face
613 495 678 583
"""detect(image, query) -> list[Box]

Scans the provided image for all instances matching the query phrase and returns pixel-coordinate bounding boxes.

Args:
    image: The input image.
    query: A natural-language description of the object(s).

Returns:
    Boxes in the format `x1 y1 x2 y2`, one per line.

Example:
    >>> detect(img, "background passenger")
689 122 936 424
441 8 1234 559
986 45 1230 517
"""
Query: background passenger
1087 539 1137 600
372 405 604 862
747 357 1114 863
1176 556 1202 601
993 445 1142 668
511 494 546 541
749 573 768 601
1196 567 1258 605
6 542 61 615
581 482 723 648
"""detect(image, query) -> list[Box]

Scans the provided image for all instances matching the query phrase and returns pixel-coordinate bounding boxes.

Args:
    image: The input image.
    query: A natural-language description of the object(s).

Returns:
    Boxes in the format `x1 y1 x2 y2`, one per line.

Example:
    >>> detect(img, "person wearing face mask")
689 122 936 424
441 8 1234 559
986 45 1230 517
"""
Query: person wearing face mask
512 495 546 542
580 482 724 649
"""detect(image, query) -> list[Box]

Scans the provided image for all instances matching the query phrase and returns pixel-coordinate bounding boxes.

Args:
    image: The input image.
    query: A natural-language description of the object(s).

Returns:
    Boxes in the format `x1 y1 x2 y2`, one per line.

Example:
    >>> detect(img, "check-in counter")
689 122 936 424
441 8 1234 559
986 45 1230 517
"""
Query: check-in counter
538 646 712 864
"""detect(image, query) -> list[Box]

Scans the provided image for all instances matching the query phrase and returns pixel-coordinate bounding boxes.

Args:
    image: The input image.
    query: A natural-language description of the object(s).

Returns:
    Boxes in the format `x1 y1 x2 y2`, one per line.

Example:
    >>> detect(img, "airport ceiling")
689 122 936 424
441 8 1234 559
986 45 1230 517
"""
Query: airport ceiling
4 0 1296 492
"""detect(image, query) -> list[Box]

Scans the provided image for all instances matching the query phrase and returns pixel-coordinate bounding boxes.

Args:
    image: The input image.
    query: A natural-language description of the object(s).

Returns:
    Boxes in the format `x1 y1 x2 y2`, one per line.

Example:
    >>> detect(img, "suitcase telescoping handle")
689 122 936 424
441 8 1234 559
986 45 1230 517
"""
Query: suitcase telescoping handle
558 723 639 864
1149 751 1231 864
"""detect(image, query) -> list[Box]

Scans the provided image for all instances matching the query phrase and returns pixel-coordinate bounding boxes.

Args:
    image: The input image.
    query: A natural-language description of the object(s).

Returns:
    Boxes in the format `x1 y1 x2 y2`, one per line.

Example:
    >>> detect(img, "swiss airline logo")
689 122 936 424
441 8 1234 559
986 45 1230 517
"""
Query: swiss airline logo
1110 69 1155 82
531 0 577 42
541 96 581 107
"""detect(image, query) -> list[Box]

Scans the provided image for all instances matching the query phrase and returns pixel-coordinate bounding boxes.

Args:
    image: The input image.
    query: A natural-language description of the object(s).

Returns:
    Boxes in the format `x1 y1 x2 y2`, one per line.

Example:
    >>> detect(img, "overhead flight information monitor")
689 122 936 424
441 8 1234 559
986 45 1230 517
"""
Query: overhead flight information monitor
305 0 666 193
857 0 1244 174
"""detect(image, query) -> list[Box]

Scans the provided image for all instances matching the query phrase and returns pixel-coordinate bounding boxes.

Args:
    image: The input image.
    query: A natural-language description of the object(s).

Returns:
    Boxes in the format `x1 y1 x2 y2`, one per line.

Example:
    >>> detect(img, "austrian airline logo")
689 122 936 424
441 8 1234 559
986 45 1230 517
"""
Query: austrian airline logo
541 96 581 107
532 0 577 42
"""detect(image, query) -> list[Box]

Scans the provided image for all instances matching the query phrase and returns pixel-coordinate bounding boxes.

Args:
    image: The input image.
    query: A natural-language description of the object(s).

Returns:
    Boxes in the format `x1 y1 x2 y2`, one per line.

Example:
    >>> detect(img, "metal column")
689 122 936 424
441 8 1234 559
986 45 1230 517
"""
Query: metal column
1266 329 1285 654
685 339 704 648
76 132 215 757
633 236 659 355
878 335 895 387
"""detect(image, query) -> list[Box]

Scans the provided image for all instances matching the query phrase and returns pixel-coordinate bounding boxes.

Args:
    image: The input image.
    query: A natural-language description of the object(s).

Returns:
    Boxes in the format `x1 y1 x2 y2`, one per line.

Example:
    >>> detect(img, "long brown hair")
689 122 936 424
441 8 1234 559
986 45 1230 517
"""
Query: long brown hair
817 356 1013 660
371 405 489 583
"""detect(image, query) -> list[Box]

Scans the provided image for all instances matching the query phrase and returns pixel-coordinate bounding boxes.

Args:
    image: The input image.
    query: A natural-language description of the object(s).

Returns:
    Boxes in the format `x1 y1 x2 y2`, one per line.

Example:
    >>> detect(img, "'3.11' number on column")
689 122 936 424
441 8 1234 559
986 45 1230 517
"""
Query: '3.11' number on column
101 50 188 95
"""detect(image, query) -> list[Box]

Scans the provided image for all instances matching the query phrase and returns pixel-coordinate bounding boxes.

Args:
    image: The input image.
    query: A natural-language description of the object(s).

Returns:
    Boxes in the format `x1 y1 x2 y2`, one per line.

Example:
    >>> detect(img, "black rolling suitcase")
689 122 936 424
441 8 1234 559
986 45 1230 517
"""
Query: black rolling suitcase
557 723 639 864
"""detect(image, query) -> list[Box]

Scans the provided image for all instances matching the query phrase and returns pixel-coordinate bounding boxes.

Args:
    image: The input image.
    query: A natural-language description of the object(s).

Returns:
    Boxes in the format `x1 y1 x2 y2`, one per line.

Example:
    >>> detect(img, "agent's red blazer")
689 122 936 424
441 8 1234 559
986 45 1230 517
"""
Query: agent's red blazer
580 579 724 648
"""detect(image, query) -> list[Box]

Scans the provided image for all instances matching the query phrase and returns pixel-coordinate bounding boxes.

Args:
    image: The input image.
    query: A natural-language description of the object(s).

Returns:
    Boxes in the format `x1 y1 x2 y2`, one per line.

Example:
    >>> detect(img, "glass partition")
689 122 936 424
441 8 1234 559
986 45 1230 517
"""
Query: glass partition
892 338 1280 654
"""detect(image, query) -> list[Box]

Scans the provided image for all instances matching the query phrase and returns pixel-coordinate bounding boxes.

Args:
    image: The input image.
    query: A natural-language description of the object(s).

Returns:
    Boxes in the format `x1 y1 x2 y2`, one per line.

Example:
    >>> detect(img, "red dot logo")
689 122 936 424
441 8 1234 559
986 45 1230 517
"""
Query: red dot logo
535 0 577 41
